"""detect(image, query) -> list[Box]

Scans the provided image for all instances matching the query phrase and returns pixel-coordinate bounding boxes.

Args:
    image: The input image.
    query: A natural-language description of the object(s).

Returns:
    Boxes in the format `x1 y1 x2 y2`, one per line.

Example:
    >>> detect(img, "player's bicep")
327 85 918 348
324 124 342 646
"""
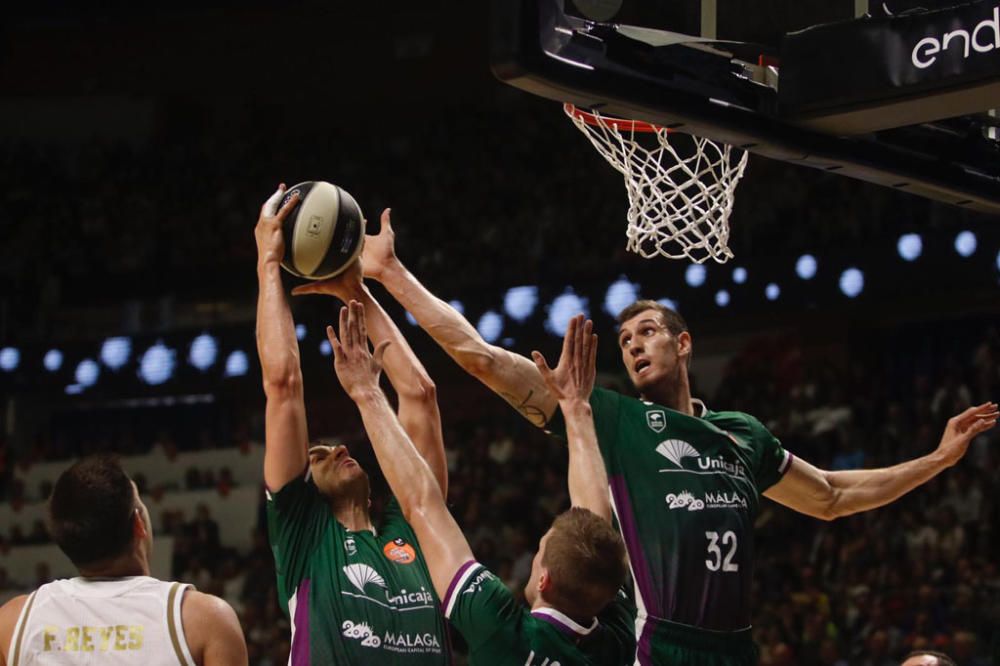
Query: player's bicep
763 456 836 520
404 501 474 602
483 348 559 428
263 392 309 492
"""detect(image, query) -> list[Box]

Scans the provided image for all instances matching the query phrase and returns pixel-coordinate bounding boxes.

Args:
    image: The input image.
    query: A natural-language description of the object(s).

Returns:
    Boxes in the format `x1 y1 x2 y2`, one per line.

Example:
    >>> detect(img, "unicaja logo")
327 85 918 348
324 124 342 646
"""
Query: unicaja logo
911 6 1000 69
656 439 699 467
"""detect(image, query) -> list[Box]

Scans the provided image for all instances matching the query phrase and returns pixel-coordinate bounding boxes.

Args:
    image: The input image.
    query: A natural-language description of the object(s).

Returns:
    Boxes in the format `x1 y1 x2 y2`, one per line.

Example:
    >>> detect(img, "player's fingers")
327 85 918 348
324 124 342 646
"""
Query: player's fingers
275 190 300 223
380 208 392 231
326 325 342 354
580 319 594 364
351 300 367 347
531 350 553 378
589 333 598 374
345 301 359 349
338 306 350 350
261 184 285 217
561 316 578 364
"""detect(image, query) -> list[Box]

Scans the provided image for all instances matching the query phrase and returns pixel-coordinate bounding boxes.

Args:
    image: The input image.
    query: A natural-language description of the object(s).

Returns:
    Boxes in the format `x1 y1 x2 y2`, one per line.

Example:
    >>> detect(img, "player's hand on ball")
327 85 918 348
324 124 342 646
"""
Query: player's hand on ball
327 300 390 400
936 401 998 467
291 256 364 300
360 209 398 282
531 314 598 404
255 184 299 266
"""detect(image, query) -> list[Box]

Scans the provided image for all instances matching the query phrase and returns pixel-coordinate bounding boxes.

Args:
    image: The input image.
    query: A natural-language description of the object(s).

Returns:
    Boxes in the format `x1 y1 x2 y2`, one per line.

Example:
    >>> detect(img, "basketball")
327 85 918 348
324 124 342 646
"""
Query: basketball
279 181 366 280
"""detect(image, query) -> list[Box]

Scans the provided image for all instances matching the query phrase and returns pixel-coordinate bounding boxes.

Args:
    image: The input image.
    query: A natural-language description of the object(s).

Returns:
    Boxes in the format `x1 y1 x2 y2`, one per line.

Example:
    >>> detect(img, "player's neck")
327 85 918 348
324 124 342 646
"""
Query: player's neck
332 499 373 533
77 552 150 579
643 373 694 416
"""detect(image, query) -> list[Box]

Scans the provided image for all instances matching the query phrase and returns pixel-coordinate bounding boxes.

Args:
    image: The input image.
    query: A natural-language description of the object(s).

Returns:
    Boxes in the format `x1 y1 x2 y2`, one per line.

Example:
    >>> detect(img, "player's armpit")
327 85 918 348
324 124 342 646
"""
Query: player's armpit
405 500 475 603
762 457 839 521
181 590 248 666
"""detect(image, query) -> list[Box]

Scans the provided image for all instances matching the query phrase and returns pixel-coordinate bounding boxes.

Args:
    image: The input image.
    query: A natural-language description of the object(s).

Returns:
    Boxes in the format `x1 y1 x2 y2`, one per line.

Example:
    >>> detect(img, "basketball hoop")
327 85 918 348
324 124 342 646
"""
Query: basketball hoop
564 103 748 264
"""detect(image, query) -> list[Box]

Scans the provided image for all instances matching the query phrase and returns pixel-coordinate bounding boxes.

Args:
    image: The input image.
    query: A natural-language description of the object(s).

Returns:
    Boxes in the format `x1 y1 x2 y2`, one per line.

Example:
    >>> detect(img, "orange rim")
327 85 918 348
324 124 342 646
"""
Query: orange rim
564 103 662 133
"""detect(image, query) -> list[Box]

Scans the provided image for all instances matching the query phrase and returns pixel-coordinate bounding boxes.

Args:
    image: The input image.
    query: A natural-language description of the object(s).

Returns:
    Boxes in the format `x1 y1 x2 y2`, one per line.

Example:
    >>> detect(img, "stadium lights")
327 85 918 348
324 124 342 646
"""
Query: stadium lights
897 233 922 261
319 339 332 357
139 342 176 385
796 254 817 280
604 277 639 317
685 264 706 288
100 337 132 370
0 347 19 372
839 268 864 298
405 311 419 326
295 324 307 341
657 297 679 312
43 349 63 372
996 249 1000 271
765 283 780 301
504 286 538 322
449 300 465 316
732 267 747 284
954 230 977 257
189 334 218 371
715 290 730 307
65 385 84 395
546 289 589 336
225 350 249 378
476 311 504 344
75 359 100 388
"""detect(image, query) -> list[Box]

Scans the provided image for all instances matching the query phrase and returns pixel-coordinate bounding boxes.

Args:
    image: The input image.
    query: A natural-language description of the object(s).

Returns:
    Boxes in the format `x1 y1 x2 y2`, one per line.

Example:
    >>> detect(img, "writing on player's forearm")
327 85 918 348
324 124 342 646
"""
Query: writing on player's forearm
499 389 548 427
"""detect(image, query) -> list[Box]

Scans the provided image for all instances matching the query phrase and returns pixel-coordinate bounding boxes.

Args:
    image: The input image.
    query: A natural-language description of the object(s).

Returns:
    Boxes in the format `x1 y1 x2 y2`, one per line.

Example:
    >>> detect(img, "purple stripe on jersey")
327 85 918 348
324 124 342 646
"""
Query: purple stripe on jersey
442 560 477 614
290 579 311 666
609 475 661 617
530 611 582 638
637 616 656 666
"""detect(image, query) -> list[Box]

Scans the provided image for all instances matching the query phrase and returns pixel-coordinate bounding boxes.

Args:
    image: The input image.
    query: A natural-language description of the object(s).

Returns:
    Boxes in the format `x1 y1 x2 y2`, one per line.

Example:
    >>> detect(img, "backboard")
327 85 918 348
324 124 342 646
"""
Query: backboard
491 0 1000 214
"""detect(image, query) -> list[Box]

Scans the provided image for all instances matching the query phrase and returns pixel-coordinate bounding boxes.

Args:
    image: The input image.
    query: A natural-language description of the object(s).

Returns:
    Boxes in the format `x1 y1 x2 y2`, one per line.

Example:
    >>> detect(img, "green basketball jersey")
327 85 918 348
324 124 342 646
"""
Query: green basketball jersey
443 560 636 665
266 474 450 665
547 388 791 663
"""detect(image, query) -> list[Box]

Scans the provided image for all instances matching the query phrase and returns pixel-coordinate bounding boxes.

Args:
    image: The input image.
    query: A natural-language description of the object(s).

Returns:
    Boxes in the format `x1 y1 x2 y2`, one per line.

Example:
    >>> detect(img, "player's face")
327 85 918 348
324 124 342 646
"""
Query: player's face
309 444 369 499
617 309 686 395
523 529 551 606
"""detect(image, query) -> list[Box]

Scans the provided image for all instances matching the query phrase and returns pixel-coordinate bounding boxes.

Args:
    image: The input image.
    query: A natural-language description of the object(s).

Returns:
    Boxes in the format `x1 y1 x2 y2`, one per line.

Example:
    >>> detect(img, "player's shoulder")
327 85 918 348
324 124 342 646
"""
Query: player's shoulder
181 590 245 657
0 593 32 662
703 405 767 432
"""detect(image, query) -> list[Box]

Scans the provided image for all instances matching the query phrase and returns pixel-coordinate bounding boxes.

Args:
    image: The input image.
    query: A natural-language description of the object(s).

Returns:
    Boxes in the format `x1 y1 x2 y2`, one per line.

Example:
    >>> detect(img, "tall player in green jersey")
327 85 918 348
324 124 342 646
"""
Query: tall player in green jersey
326 302 635 665
255 188 451 665
346 212 998 666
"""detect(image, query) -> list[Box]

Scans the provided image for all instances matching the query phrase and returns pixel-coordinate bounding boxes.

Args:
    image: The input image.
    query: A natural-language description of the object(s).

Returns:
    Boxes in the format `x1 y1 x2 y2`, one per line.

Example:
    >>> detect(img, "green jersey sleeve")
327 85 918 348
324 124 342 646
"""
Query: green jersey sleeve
265 472 332 605
441 561 516 651
745 415 794 492
583 589 637 665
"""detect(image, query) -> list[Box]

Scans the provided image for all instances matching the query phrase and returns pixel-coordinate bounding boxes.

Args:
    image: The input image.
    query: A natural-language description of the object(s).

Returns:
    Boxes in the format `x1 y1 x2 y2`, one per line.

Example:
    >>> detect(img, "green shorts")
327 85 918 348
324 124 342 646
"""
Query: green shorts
639 618 758 666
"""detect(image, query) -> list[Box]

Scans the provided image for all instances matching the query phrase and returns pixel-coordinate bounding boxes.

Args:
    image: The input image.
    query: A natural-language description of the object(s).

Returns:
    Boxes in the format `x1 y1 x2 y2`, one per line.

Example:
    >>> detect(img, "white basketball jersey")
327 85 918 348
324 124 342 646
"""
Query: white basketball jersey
6 576 196 666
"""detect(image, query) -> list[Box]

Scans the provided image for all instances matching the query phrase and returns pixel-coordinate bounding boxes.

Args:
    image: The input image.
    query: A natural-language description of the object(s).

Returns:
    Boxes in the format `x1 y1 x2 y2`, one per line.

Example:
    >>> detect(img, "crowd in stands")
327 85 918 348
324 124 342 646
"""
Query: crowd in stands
0 316 996 664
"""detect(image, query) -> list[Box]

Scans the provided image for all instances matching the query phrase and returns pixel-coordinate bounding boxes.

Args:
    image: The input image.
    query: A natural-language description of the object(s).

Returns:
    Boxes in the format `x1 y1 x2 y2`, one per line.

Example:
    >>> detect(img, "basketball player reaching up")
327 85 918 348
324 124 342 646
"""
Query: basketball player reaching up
326 303 635 665
0 455 247 666
255 186 450 664
349 210 998 666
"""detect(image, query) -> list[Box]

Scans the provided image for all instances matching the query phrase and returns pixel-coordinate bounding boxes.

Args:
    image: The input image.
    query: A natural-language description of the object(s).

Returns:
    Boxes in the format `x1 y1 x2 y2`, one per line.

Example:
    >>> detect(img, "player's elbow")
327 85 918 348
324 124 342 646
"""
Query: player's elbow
262 369 303 401
816 489 848 521
398 374 437 405
397 479 443 523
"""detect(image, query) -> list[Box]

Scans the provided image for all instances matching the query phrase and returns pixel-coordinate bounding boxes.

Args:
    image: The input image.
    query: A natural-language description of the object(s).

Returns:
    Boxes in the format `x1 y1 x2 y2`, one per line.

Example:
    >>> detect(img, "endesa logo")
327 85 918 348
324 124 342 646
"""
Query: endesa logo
383 537 417 564
912 6 1000 69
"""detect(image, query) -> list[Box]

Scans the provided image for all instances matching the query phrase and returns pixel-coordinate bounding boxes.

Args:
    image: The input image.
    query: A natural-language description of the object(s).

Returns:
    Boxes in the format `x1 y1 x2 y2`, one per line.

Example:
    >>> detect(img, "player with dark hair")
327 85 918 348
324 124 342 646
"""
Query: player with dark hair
327 302 635 664
0 455 247 666
901 651 957 666
255 188 450 664
346 212 998 666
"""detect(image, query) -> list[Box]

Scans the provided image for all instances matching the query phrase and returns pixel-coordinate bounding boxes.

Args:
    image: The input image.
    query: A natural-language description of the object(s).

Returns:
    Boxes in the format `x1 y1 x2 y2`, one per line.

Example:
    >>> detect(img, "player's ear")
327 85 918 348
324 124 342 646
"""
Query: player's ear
132 508 147 542
676 331 692 360
537 569 552 595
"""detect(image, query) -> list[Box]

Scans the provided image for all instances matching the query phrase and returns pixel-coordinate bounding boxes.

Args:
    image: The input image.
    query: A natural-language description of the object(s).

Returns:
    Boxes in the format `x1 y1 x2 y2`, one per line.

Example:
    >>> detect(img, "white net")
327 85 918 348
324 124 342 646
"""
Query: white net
565 104 749 264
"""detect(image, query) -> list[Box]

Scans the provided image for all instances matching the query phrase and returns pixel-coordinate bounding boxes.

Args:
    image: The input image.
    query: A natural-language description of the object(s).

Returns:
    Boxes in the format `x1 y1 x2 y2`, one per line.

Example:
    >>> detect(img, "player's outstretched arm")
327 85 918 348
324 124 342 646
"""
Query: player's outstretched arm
292 252 447 496
181 590 249 666
254 185 310 492
327 301 473 599
361 210 558 428
766 402 997 520
532 315 611 522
